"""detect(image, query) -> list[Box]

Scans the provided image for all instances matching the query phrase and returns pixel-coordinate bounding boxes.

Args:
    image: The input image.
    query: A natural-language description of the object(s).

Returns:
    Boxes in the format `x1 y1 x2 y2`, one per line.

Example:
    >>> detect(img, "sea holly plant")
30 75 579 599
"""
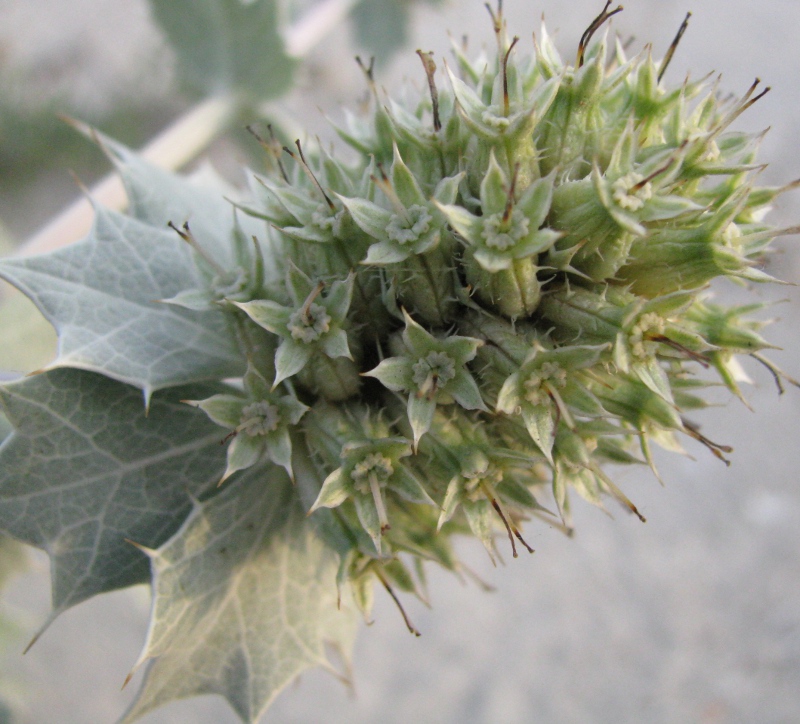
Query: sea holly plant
1 2 799 722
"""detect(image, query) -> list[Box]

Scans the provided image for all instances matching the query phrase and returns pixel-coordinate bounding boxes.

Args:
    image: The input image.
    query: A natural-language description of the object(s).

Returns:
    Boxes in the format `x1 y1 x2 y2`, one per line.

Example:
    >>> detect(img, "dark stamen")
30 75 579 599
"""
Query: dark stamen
377 162 390 183
376 571 421 636
650 335 711 368
485 0 503 37
502 163 520 223
578 1 624 68
301 281 326 324
620 34 637 53
596 467 647 522
549 386 563 430
168 221 226 276
742 83 771 111
490 497 518 557
489 495 534 557
658 12 691 83
630 140 688 193
370 163 407 218
502 36 520 117
416 50 441 132
751 352 800 395
355 55 377 90
245 124 289 183
283 140 335 210
682 419 733 465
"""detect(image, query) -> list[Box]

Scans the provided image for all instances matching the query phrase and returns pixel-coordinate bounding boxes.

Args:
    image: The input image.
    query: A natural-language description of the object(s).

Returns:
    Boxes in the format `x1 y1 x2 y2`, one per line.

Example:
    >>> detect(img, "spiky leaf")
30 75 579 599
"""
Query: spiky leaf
122 467 356 723
0 368 227 621
0 208 243 401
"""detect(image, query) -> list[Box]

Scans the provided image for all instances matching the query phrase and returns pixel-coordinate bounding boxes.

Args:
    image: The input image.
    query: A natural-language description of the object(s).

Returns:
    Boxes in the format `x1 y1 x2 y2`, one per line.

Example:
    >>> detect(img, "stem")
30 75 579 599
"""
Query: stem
16 0 361 259
18 94 237 258
284 0 361 58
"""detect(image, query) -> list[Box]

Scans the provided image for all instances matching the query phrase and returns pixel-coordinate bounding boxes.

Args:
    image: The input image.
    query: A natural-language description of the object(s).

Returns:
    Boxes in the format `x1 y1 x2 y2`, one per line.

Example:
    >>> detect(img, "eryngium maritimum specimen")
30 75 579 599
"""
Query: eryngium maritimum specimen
0 3 798 719
254 4 800 573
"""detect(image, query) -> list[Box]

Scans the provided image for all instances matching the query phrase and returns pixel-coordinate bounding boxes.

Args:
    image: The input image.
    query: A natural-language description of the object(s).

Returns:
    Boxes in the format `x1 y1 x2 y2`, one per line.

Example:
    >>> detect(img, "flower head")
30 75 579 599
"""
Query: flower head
365 309 487 448
186 365 308 481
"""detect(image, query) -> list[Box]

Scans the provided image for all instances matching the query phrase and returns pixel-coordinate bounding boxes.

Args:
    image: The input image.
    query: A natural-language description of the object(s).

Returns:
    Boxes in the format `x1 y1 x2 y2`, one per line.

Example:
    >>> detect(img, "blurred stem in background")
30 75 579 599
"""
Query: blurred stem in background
0 0 443 379
15 0 361 257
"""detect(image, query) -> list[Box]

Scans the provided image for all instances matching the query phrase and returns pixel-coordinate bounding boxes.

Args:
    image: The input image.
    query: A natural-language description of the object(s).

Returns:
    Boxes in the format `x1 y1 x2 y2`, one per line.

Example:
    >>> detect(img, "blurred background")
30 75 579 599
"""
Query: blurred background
1 1 799 722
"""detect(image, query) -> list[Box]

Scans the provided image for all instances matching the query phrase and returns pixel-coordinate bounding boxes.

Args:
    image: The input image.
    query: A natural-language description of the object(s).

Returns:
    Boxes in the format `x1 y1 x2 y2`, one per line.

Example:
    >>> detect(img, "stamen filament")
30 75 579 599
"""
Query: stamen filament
416 50 441 132
370 473 390 532
301 281 326 324
657 11 691 83
375 569 420 636
168 221 227 277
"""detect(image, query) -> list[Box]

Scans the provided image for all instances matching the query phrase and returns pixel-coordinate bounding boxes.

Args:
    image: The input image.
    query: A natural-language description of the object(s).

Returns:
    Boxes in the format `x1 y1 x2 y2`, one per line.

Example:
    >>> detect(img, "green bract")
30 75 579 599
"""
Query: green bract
0 4 798 722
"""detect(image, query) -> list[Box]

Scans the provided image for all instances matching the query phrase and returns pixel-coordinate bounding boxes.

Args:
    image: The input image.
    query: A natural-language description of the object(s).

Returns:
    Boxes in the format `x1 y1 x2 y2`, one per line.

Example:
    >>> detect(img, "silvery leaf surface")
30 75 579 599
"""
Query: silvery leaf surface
99 137 269 271
0 368 228 620
0 207 244 400
122 465 356 724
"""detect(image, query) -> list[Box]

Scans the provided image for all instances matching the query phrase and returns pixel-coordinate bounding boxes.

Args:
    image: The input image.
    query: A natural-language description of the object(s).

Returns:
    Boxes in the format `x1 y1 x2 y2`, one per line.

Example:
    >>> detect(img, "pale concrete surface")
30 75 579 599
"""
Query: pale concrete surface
1 1 799 723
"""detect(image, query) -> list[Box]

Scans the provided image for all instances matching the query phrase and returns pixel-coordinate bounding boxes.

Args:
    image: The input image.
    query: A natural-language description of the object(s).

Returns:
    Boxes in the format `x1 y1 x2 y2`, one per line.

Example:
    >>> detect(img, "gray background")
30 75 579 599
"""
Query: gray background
1 1 800 722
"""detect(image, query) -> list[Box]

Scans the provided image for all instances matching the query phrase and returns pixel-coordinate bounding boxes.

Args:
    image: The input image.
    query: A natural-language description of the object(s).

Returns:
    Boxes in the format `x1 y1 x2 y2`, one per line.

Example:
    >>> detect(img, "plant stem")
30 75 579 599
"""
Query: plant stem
16 0 361 258
19 94 237 258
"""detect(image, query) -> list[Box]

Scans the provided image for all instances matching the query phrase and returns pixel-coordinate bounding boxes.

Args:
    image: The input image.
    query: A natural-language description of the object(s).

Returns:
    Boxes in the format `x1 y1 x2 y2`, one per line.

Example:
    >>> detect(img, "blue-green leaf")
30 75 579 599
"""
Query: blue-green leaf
0 208 244 402
122 467 356 723
0 368 227 623
147 0 297 100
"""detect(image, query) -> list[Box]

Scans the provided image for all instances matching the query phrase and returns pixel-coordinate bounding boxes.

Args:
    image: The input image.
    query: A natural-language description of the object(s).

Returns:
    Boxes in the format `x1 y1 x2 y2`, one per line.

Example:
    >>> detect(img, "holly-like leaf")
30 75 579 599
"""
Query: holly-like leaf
0 207 244 401
0 368 228 625
0 534 26 593
148 0 297 100
122 466 356 724
0 290 56 375
97 136 269 270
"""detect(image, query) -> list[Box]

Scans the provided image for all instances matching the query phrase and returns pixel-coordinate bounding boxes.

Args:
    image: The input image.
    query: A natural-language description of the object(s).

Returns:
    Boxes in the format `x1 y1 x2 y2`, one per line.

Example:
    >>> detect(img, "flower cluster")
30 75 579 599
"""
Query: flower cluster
185 3 797 628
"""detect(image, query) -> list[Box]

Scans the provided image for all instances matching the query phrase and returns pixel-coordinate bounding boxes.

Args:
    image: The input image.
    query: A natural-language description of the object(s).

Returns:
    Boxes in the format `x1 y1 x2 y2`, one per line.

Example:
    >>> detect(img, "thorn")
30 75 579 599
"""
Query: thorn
67 169 92 200
22 629 42 655
124 538 157 556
